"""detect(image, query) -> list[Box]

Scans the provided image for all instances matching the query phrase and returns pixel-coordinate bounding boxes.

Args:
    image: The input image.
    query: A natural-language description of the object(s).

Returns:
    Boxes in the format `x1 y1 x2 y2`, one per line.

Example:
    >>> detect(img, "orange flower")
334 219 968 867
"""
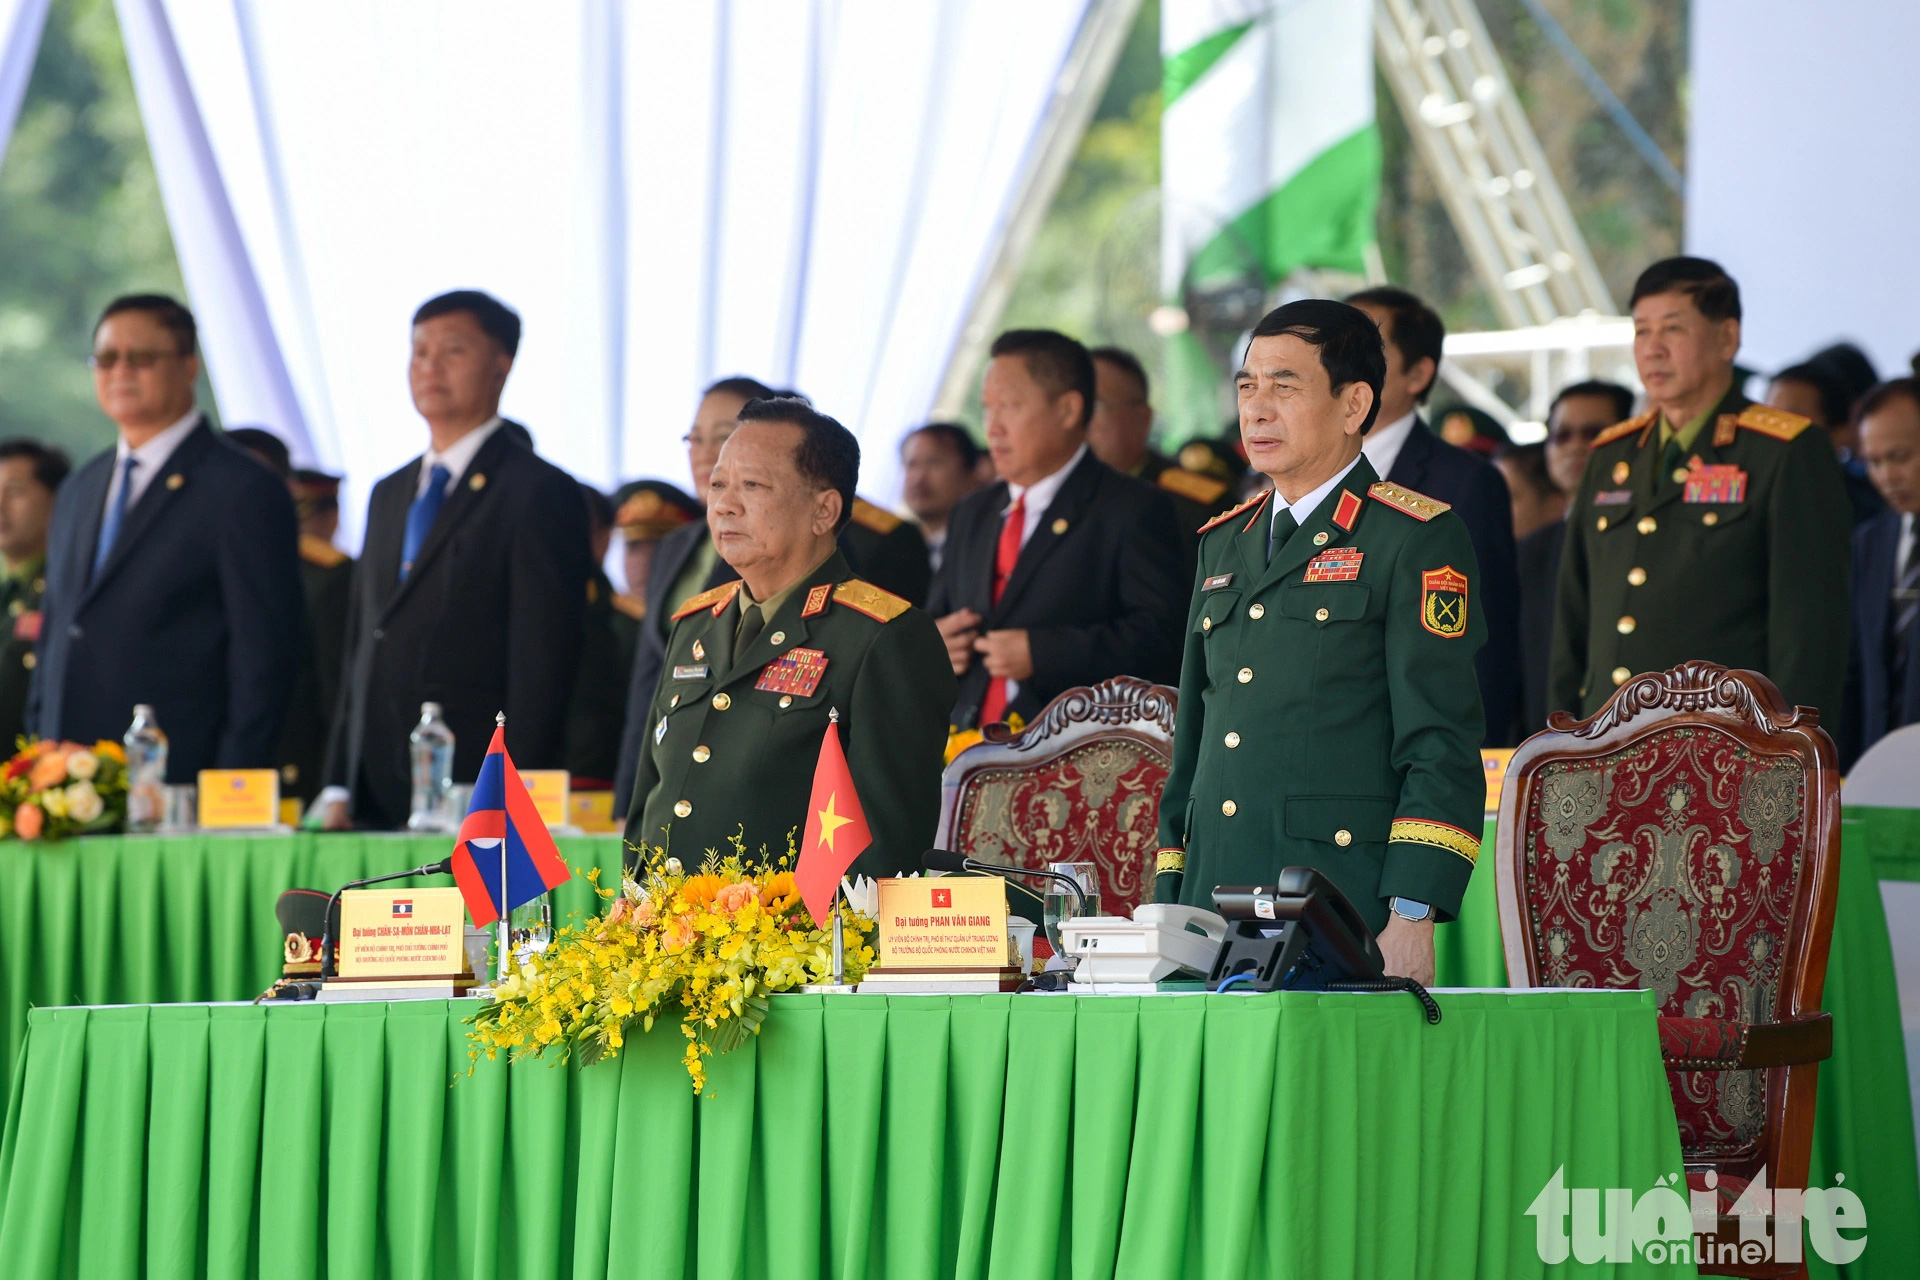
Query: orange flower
93 740 126 764
28 750 69 790
14 802 42 840
758 871 800 912
606 898 633 926
715 881 757 915
679 873 724 909
631 899 657 928
661 914 696 952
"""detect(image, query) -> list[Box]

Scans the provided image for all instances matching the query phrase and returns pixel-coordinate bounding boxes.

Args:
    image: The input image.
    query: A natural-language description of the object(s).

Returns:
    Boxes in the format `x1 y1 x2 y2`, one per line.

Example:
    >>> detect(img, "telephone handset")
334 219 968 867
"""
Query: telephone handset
1208 867 1385 990
1130 903 1229 941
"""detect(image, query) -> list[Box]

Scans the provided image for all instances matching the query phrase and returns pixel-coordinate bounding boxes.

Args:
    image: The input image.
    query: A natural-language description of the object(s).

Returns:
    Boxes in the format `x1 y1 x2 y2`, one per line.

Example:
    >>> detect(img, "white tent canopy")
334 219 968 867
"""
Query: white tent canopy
32 0 1095 546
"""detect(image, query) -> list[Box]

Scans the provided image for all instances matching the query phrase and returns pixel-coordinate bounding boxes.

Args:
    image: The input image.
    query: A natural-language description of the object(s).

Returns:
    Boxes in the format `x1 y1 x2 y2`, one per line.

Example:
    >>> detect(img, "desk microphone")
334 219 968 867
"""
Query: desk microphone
921 849 1088 916
318 856 456 980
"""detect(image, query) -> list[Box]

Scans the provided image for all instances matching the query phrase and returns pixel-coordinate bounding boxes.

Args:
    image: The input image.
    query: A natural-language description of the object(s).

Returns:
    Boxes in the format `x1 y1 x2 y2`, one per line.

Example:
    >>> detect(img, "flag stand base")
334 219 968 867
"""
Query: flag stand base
796 983 860 994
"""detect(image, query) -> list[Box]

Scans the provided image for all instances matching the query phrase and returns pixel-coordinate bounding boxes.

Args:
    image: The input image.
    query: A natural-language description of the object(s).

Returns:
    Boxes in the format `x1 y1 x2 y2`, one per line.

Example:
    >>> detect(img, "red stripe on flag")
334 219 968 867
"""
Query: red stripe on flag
451 844 501 928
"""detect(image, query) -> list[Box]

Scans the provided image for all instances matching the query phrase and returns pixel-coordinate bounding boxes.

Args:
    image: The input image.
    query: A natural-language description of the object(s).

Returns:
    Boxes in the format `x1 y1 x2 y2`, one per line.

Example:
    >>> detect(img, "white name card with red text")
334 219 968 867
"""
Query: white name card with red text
337 887 467 978
875 876 1008 968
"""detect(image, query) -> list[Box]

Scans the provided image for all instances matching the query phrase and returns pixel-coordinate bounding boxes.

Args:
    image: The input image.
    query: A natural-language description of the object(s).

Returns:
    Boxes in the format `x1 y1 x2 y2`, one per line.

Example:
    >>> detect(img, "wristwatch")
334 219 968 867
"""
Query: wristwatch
1388 896 1432 922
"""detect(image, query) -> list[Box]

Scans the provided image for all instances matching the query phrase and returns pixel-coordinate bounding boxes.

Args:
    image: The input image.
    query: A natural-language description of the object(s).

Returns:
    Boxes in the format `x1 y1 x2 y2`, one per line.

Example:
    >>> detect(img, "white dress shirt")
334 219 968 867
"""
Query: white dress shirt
101 408 201 525
1003 443 1087 551
1270 453 1366 547
415 416 505 498
1360 409 1419 483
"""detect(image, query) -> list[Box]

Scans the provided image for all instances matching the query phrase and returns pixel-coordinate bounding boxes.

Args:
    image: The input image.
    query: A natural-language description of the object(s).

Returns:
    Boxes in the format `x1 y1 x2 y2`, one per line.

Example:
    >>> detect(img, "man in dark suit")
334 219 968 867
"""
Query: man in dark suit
320 291 590 829
0 440 67 751
30 295 303 779
929 329 1186 729
1348 287 1523 746
1848 378 1920 764
1513 381 1635 738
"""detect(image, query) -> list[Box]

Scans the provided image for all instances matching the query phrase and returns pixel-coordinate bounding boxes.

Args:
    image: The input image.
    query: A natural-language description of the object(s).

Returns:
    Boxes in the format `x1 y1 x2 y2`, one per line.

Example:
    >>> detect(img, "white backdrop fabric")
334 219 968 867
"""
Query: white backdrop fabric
1687 0 1920 378
114 0 1089 547
0 0 50 170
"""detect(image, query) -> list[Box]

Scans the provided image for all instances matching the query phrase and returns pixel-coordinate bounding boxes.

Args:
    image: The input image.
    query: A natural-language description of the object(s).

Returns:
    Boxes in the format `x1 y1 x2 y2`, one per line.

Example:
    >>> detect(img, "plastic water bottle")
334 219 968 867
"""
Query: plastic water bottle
123 704 168 833
407 702 455 832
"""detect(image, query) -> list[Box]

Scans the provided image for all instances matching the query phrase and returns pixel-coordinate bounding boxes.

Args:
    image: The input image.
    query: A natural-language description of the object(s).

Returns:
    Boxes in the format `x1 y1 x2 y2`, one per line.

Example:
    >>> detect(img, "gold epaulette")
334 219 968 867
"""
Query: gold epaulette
1735 404 1815 442
1197 489 1269 535
1592 410 1656 448
298 534 347 569
671 579 742 621
850 497 905 534
833 578 911 623
1367 481 1451 522
612 592 647 622
1158 468 1229 506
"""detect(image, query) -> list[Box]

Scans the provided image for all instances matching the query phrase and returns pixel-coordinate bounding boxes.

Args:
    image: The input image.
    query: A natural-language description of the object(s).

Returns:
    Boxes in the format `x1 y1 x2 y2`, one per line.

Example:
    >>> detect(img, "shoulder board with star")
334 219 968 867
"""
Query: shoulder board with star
1197 490 1269 535
850 497 905 534
833 578 911 623
1368 481 1451 522
298 534 347 569
612 592 647 622
670 579 742 621
1592 410 1657 448
1157 467 1230 506
1735 404 1815 442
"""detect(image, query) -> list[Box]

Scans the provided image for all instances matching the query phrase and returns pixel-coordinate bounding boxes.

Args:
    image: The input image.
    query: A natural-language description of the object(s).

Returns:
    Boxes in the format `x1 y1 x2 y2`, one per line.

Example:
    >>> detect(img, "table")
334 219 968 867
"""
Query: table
0 993 1689 1280
0 823 1913 1276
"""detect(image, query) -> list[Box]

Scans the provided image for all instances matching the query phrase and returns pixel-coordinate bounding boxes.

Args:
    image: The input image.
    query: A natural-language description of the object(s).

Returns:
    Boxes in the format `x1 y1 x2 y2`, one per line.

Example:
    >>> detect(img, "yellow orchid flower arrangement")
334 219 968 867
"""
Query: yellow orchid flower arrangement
467 831 875 1093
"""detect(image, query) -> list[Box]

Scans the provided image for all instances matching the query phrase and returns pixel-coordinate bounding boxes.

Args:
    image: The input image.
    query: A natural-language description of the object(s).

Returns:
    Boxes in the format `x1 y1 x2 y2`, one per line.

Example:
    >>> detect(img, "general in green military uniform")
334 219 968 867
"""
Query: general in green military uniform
0 440 68 750
625 399 955 878
1155 301 1486 981
1549 258 1853 721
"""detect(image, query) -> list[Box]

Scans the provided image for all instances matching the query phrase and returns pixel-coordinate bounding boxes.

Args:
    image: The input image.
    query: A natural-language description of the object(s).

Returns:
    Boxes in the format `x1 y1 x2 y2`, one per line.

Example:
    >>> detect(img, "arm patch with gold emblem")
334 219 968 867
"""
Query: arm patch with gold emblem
833 578 911 623
1420 565 1469 637
1368 482 1451 522
671 579 743 620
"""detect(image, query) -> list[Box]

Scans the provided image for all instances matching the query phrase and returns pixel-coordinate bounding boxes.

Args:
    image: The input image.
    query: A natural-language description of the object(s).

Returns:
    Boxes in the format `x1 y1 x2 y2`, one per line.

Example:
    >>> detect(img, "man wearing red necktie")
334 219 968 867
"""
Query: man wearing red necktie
928 330 1186 730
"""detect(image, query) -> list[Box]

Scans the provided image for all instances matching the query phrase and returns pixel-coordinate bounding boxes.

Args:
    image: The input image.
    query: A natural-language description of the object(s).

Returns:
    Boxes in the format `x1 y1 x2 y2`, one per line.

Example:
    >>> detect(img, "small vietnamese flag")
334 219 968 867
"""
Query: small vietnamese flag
796 713 871 929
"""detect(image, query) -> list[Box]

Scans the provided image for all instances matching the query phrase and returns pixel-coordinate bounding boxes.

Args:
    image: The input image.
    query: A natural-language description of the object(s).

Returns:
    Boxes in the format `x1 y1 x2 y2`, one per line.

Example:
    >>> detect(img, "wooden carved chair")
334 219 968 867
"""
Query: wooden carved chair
936 677 1177 919
1495 662 1839 1279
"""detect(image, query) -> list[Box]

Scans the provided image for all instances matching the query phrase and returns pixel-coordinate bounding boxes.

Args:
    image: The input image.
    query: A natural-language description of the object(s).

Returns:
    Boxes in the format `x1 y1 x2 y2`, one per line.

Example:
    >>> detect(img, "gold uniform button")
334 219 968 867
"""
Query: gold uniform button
1202 617 1212 632
1671 467 1689 484
1596 516 1609 532
1237 667 1253 684
1612 666 1631 686
20 652 32 670
1314 607 1329 622
692 745 711 763
711 693 731 711
1312 531 1329 546
770 631 785 646
1637 516 1657 535
1617 616 1636 634
1627 567 1647 586
1221 800 1237 817
778 695 792 709
6 600 19 617
673 800 692 818
1334 829 1352 847
1248 603 1265 619
1224 731 1241 748
1702 511 1719 526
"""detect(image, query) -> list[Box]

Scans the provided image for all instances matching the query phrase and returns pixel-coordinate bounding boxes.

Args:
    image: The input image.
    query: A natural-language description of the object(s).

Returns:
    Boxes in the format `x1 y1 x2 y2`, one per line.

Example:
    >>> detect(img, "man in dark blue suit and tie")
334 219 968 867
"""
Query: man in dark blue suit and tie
1848 378 1920 764
1348 287 1523 745
29 295 304 779
320 291 590 829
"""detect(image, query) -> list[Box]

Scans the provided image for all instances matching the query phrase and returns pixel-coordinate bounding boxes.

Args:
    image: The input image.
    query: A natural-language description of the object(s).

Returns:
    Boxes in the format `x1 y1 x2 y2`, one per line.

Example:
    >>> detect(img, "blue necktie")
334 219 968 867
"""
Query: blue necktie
400 463 452 582
93 455 140 577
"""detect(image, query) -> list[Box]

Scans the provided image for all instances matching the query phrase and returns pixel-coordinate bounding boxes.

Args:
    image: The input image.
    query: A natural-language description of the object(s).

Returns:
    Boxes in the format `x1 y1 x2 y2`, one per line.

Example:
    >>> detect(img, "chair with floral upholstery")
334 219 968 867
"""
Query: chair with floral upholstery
1495 661 1839 1278
936 676 1176 919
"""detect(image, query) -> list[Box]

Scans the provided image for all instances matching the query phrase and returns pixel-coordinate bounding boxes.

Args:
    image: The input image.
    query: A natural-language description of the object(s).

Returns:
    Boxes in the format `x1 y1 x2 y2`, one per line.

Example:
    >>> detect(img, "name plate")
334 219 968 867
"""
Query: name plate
1481 748 1515 815
569 789 619 833
519 769 570 827
338 886 467 978
197 769 280 828
876 876 1008 968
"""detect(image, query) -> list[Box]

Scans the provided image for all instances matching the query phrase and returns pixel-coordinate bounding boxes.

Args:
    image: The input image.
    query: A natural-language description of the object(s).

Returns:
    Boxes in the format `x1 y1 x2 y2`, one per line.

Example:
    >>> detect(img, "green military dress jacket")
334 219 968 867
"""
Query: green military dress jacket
1547 391 1852 720
1154 455 1487 931
624 550 955 878
0 557 45 751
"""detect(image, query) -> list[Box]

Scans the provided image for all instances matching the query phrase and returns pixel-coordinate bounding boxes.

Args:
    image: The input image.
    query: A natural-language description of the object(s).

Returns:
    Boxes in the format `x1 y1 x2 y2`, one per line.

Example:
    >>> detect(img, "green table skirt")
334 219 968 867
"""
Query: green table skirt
0 993 1688 1280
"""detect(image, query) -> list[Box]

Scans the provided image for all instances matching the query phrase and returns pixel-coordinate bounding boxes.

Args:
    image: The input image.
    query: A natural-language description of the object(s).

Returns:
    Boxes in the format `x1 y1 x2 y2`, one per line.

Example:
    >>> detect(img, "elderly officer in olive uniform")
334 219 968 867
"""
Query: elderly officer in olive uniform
1549 257 1853 720
625 397 955 876
1154 300 1487 985
0 441 67 749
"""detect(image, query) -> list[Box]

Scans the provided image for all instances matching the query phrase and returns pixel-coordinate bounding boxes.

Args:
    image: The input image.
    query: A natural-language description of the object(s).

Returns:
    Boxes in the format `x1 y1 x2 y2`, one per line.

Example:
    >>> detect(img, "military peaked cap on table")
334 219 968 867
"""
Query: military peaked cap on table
624 550 954 878
1154 455 1487 933
1548 392 1853 720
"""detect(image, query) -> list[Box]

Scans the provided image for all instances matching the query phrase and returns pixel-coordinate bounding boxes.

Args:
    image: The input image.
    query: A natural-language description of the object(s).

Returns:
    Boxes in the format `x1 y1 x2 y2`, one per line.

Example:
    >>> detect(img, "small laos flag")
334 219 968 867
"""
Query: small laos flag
449 724 572 927
795 713 871 929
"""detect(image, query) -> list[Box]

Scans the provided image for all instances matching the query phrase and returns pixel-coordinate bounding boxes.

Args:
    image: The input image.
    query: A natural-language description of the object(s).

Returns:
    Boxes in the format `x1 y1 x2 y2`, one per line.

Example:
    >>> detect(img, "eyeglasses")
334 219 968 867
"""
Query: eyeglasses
89 349 178 372
1547 424 1607 447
